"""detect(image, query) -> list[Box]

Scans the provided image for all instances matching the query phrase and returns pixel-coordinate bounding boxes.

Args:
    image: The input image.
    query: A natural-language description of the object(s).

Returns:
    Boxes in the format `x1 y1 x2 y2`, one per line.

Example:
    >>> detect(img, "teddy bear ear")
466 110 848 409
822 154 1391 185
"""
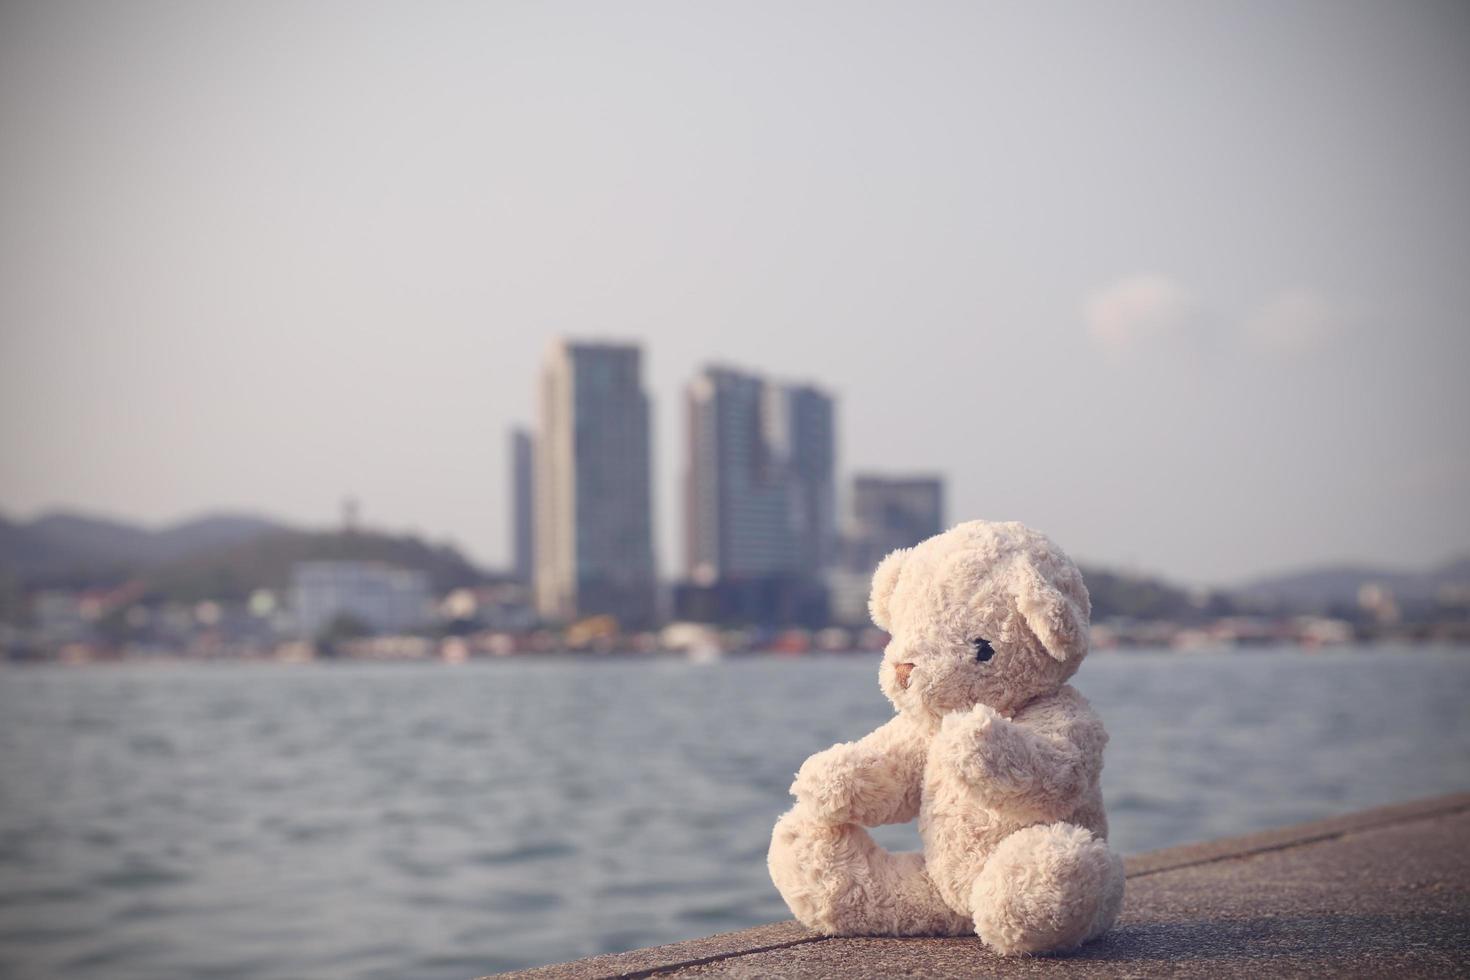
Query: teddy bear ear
1010 558 1090 662
868 547 911 631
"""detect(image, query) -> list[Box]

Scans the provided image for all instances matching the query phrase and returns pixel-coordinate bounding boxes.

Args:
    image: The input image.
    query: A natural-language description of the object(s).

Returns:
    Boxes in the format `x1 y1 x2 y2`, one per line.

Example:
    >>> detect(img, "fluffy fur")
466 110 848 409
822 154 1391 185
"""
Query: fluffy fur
768 520 1124 955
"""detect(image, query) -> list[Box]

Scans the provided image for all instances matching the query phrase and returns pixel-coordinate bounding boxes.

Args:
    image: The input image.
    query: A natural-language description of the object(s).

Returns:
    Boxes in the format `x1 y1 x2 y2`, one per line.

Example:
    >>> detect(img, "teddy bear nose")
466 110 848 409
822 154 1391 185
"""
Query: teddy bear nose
894 662 915 689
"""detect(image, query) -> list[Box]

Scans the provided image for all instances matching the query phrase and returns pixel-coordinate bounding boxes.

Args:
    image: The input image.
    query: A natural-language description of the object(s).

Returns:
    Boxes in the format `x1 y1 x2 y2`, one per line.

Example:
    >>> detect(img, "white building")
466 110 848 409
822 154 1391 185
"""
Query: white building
291 561 431 637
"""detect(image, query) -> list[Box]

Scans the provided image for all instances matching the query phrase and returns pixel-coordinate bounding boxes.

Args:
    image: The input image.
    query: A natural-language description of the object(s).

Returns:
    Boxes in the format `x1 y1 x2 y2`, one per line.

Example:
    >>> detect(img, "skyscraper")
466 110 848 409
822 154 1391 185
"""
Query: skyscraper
776 383 837 577
509 427 534 585
682 365 835 624
534 340 656 627
685 367 795 583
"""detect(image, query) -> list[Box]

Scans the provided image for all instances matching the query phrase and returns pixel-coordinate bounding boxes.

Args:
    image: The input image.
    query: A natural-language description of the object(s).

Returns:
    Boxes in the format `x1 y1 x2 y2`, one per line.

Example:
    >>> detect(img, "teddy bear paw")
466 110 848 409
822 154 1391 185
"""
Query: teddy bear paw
790 745 875 825
971 822 1124 955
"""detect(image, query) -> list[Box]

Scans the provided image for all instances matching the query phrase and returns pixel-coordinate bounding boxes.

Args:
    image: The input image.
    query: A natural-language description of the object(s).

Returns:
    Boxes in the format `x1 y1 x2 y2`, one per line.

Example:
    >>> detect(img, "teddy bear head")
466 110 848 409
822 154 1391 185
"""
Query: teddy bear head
868 520 1092 720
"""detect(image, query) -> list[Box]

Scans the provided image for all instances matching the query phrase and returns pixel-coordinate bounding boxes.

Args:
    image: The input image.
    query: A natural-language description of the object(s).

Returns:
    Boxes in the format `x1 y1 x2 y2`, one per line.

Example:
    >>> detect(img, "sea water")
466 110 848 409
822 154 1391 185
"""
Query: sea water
1 647 1467 978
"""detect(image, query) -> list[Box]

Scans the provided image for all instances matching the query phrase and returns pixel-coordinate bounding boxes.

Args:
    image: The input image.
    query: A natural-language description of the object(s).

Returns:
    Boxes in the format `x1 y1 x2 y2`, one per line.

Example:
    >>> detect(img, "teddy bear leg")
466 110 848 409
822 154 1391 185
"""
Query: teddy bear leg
768 804 971 936
969 822 1124 955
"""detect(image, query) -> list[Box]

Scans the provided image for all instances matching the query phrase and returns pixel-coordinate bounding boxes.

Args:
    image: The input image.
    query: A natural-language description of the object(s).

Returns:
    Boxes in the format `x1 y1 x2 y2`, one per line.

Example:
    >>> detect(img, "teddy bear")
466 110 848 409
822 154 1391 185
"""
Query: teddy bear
768 520 1124 955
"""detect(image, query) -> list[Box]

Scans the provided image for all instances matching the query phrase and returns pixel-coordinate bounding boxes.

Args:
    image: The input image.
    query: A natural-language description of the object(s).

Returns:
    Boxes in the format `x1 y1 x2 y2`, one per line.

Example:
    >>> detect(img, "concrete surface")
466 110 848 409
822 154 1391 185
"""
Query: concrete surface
490 792 1470 979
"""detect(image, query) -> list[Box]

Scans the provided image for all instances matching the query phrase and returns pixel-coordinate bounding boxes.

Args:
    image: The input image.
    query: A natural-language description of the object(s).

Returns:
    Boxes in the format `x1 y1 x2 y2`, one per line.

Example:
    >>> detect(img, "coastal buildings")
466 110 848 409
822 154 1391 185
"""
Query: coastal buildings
510 427 534 585
533 340 656 628
291 561 431 636
679 365 835 625
506 340 941 631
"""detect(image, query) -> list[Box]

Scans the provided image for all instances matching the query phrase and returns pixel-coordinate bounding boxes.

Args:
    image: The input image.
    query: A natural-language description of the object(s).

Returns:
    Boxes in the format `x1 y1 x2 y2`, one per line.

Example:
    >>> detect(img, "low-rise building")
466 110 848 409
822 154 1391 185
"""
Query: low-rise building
291 561 431 637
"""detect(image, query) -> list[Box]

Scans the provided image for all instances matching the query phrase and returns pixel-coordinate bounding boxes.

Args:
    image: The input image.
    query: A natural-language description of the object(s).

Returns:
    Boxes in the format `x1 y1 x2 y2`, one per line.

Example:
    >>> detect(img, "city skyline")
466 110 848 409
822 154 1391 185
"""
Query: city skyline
3 2 1468 587
6 322 1470 588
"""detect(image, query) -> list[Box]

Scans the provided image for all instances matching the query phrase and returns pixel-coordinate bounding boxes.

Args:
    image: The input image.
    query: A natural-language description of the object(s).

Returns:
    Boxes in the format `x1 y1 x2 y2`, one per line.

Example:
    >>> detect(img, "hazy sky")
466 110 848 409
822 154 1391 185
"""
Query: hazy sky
2 0 1468 585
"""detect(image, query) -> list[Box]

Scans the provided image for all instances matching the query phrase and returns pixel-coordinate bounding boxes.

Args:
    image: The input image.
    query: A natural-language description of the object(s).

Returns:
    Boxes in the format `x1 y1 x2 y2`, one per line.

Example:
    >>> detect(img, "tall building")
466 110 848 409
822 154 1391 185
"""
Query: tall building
681 366 835 625
847 474 945 570
510 427 534 585
685 366 836 583
777 383 837 576
534 340 656 627
685 367 791 583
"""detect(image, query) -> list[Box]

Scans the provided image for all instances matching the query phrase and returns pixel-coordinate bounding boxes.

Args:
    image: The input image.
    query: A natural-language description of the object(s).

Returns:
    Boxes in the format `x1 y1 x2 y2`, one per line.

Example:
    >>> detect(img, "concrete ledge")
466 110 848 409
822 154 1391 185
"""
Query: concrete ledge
1121 791 1470 876
491 792 1470 979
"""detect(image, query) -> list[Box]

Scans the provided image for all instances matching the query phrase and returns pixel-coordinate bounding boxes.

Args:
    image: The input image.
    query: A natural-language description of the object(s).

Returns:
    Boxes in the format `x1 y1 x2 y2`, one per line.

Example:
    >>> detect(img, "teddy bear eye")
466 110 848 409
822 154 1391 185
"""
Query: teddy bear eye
972 638 995 663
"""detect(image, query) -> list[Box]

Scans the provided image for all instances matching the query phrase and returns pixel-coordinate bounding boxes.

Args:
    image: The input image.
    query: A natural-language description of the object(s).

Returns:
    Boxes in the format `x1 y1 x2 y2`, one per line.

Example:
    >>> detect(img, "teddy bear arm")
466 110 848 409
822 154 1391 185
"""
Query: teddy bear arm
790 717 925 826
942 708 1105 821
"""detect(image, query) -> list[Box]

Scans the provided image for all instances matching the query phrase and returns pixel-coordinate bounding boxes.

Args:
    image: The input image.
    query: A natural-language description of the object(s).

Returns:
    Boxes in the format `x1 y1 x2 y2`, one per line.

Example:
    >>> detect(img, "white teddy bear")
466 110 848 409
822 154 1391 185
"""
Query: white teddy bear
768 520 1124 955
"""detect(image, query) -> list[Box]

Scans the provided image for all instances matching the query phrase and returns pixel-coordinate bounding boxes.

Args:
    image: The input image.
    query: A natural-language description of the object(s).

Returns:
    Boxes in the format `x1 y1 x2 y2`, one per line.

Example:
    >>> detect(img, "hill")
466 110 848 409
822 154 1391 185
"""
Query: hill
1237 555 1470 609
145 528 491 601
0 510 286 587
1078 566 1207 621
0 510 494 601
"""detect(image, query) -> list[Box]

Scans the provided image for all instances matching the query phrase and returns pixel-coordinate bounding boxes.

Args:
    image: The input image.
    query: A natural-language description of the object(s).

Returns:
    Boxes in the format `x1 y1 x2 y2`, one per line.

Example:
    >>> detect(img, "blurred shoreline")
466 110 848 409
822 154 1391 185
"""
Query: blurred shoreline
8 632 1470 668
6 511 1467 665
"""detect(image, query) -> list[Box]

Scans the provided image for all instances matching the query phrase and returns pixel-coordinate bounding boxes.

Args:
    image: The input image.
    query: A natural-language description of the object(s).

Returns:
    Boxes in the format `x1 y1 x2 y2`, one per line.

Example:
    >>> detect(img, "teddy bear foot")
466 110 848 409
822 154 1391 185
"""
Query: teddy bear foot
768 804 971 937
971 822 1125 955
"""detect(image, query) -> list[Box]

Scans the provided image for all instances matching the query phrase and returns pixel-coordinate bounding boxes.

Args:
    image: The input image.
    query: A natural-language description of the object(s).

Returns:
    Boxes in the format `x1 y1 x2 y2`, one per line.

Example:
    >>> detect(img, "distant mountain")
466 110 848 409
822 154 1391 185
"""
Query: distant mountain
151 514 287 560
1237 555 1470 609
0 510 493 598
0 510 286 585
18 513 157 567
